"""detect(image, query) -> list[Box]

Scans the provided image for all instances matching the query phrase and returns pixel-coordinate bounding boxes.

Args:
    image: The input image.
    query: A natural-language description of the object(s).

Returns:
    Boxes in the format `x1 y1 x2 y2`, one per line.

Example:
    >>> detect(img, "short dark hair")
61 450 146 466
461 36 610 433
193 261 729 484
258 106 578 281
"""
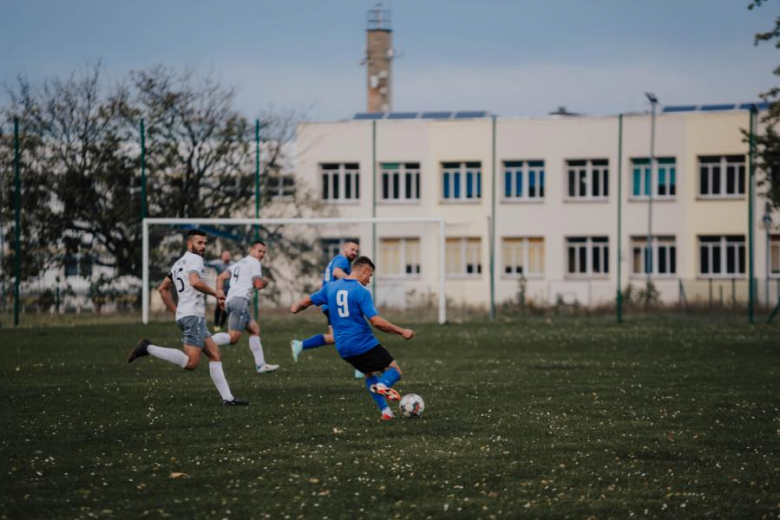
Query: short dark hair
187 229 206 240
352 256 375 271
251 240 266 248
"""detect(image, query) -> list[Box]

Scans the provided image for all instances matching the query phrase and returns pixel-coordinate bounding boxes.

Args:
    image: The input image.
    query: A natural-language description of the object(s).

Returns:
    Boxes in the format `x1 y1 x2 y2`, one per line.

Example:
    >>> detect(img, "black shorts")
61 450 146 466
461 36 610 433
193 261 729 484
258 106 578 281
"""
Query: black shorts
343 344 394 374
323 308 332 326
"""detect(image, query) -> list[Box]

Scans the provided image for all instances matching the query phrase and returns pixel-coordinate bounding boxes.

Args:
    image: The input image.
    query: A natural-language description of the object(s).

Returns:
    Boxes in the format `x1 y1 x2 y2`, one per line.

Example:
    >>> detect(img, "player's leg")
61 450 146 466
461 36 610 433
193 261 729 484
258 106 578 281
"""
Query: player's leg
203 334 248 406
246 320 279 373
129 316 203 369
213 298 244 346
213 300 223 332
363 372 393 420
291 311 335 362
370 356 403 402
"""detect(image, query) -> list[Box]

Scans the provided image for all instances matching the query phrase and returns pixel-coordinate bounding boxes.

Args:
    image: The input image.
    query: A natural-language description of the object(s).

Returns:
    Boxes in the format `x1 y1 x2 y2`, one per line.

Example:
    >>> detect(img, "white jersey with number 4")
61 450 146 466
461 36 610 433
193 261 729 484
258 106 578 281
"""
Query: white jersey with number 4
226 256 263 304
169 251 207 321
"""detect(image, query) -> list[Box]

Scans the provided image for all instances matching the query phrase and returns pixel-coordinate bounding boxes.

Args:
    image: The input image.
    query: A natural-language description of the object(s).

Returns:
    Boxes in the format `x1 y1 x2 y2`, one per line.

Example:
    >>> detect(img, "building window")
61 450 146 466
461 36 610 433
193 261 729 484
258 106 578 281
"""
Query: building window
442 162 482 201
321 238 360 260
268 174 295 200
64 253 93 278
566 159 609 200
446 238 482 277
321 163 360 201
698 156 745 198
771 235 780 277
566 237 609 276
502 237 544 277
379 238 421 277
631 158 676 199
630 236 677 276
381 163 421 202
699 235 745 277
503 161 545 201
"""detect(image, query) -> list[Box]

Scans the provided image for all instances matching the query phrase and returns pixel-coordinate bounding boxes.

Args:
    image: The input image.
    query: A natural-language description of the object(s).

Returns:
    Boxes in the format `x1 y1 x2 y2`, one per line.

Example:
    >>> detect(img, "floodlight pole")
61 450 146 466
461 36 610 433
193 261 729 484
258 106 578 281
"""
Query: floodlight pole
617 114 624 324
371 120 377 299
13 117 21 327
748 106 756 323
254 119 261 320
646 93 658 285
140 118 147 220
489 116 497 321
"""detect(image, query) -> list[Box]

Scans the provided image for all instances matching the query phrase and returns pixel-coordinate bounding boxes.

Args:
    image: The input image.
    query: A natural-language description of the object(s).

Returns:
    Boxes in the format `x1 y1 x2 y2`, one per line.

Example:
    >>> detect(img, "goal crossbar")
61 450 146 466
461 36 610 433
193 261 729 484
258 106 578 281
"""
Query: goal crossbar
142 217 447 324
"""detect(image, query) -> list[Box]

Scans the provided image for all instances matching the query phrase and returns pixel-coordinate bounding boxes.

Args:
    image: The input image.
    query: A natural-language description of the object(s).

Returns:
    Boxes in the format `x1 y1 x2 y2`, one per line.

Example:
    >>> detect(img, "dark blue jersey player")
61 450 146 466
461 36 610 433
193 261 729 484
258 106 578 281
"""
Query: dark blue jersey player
291 256 415 420
290 240 359 363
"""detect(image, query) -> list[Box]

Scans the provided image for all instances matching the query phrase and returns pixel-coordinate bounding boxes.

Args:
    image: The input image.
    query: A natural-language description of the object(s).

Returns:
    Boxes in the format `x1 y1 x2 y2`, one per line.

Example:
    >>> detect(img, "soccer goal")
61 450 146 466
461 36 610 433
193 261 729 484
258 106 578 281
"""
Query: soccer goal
141 217 448 324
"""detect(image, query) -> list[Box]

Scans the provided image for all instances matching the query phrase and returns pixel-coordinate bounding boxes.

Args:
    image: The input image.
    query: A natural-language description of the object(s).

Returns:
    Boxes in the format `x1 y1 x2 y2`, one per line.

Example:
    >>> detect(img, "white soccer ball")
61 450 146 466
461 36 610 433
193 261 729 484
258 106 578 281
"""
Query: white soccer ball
399 393 425 418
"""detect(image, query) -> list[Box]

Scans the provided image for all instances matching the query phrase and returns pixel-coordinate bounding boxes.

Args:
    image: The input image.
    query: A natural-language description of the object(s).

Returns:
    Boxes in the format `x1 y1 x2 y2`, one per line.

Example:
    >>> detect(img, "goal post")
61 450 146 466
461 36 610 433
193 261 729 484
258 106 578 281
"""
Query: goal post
142 216 447 325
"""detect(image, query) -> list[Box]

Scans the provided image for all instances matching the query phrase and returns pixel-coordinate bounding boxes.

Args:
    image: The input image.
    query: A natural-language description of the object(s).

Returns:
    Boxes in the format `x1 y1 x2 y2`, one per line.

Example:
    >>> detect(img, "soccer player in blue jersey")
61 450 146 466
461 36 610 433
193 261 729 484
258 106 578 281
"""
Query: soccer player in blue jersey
290 256 415 420
290 241 360 364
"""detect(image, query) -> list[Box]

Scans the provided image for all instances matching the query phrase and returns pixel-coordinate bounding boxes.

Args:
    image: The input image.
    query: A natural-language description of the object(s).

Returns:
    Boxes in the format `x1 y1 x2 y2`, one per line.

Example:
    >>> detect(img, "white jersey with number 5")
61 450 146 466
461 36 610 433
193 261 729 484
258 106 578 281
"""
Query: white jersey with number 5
169 251 207 321
225 255 263 304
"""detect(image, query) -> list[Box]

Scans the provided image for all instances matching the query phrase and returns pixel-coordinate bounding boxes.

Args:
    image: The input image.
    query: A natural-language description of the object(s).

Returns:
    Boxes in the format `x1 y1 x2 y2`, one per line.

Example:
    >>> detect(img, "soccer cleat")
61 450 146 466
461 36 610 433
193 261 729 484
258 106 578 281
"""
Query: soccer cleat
381 408 395 421
290 340 303 363
223 398 249 406
353 369 364 379
370 382 401 402
128 338 151 363
256 363 279 374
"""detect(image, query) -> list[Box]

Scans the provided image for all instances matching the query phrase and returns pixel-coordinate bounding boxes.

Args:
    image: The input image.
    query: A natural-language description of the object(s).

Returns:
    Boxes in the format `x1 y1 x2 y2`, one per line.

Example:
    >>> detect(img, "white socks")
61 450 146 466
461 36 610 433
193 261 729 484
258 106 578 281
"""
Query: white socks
249 335 266 366
147 345 188 368
209 361 235 401
212 332 230 346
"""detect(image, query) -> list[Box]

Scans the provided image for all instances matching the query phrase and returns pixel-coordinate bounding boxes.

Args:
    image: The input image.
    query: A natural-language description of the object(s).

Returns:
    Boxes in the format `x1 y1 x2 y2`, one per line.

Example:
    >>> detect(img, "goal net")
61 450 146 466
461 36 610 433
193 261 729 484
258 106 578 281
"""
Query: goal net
141 217 447 324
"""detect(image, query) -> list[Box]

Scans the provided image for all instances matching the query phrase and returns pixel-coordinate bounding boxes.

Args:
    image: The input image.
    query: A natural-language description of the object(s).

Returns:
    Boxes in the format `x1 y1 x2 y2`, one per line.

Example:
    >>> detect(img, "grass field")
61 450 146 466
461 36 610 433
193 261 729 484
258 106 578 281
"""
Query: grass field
1 316 779 519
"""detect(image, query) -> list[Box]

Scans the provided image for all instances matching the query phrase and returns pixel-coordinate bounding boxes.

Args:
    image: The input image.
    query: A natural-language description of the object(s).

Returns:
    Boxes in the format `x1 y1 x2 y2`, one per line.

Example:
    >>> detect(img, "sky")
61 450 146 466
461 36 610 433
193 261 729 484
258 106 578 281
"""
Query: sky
1 0 778 121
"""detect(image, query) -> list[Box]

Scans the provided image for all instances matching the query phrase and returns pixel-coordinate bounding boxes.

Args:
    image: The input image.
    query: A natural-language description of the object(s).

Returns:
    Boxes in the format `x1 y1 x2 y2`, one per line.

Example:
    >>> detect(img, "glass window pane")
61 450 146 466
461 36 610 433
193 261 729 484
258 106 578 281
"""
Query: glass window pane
633 169 641 196
443 172 450 199
504 171 511 198
670 167 676 196
393 172 400 199
466 172 473 198
355 174 360 199
738 166 745 195
700 166 708 195
345 173 352 199
670 246 676 274
738 245 745 274
568 170 575 197
568 246 575 273
701 245 709 274
726 166 735 194
539 171 545 198
382 173 389 199
454 172 461 198
322 173 329 199
405 172 412 199
592 245 601 272
579 170 587 197
516 171 523 197
579 246 587 273
713 246 722 273
658 246 667 273
332 174 340 199
529 170 536 198
603 169 609 197
726 245 735 273
712 166 721 194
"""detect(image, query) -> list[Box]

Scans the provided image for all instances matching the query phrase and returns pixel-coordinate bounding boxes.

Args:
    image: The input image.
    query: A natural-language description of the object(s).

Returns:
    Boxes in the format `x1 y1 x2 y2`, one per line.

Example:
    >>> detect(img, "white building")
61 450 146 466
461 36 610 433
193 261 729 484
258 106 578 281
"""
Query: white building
295 106 780 309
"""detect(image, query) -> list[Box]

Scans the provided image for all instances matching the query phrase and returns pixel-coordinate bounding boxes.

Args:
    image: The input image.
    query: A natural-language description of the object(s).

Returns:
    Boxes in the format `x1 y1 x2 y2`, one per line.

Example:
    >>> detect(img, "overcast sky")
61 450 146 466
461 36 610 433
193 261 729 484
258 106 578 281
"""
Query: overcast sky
1 0 778 120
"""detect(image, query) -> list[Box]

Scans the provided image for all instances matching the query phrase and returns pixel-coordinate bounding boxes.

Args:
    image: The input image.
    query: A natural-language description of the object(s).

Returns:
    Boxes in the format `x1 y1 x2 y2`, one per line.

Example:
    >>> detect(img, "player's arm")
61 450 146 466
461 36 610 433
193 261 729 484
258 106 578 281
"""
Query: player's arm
254 277 269 290
369 315 415 340
158 275 177 315
332 267 348 279
189 271 217 297
216 270 230 297
291 287 327 314
290 295 313 314
332 257 351 280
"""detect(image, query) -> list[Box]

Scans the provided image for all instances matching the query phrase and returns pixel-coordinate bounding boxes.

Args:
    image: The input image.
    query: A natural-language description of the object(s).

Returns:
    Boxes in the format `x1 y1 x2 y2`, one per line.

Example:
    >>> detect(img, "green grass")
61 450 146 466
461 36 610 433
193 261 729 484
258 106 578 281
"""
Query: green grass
1 317 778 519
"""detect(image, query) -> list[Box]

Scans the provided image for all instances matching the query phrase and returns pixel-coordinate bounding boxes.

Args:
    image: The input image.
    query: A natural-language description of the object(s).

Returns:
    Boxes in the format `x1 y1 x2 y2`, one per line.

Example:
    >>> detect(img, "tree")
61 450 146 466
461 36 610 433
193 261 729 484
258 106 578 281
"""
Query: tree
748 1 780 209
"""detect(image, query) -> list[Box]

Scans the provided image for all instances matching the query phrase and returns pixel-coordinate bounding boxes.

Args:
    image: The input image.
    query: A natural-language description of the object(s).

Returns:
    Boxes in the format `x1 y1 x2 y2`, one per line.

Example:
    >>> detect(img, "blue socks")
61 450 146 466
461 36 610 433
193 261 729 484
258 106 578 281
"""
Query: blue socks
302 334 326 350
365 375 387 411
378 367 401 388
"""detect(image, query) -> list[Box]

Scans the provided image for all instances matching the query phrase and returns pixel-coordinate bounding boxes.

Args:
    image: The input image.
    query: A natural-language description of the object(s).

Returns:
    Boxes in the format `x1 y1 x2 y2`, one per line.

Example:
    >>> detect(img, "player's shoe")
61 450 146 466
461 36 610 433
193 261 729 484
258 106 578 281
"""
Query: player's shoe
290 340 303 363
256 363 279 374
128 338 151 363
223 398 249 406
370 382 401 402
381 407 395 421
353 369 364 379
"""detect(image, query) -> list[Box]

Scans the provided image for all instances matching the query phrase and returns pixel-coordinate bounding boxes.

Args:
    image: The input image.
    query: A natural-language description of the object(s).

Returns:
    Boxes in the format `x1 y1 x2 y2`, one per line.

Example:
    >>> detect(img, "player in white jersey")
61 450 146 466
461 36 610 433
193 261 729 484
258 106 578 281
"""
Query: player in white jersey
212 240 279 374
127 229 248 406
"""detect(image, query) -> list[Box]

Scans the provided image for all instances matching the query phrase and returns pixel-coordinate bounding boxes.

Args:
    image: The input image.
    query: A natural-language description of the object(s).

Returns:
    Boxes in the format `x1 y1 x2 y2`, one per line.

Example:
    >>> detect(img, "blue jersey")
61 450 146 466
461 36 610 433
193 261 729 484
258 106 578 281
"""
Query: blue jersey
310 278 379 358
321 254 351 312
